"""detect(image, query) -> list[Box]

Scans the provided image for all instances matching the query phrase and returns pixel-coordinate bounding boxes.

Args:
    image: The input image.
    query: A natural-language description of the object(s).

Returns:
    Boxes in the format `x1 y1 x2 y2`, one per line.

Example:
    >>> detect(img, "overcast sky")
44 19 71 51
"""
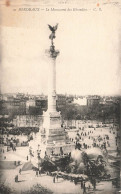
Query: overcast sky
1 2 121 96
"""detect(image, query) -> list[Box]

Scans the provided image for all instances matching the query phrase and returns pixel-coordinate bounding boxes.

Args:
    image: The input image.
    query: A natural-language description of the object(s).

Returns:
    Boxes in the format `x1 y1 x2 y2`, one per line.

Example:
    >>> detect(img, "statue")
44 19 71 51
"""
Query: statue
48 24 58 46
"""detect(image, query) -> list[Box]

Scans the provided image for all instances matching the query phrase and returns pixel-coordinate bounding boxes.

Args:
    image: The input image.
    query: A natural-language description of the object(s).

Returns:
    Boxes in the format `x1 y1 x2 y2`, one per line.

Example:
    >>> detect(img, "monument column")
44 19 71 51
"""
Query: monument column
29 24 75 162
47 46 59 113
43 24 60 131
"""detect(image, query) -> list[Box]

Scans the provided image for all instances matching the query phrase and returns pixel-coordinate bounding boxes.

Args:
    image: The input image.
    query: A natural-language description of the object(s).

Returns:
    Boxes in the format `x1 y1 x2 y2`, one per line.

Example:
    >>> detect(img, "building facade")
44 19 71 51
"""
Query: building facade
13 115 43 127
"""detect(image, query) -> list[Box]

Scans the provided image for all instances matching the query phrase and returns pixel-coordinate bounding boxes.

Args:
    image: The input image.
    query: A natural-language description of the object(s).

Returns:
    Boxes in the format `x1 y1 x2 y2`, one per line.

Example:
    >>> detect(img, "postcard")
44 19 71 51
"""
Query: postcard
0 0 121 193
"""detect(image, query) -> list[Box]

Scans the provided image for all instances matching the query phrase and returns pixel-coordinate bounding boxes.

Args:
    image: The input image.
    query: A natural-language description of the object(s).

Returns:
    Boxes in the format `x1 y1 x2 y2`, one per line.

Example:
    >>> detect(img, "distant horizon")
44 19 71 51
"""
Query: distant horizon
1 91 121 97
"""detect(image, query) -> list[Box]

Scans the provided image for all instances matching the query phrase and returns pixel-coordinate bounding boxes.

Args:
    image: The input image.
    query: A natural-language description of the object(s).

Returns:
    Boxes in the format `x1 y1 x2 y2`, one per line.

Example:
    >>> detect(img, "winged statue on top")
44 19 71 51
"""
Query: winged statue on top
48 24 58 45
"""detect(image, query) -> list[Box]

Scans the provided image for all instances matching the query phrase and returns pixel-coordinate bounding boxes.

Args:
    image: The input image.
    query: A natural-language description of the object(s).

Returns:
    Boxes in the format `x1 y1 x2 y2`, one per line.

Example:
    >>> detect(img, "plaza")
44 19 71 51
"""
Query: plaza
0 119 120 193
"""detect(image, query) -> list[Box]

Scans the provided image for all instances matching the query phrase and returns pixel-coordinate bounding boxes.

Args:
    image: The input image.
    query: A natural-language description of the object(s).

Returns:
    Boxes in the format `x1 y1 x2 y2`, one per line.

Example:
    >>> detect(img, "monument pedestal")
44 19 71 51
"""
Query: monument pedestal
29 109 75 164
43 110 66 144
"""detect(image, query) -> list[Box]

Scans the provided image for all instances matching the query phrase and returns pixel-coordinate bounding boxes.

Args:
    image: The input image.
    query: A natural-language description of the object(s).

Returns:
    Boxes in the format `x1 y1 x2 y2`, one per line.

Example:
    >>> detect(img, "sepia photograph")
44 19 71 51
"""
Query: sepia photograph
0 0 121 193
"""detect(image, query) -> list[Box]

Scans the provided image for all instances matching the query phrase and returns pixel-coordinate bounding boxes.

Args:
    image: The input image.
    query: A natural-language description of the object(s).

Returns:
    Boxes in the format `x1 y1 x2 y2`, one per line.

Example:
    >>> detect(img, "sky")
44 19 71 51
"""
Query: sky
1 1 121 96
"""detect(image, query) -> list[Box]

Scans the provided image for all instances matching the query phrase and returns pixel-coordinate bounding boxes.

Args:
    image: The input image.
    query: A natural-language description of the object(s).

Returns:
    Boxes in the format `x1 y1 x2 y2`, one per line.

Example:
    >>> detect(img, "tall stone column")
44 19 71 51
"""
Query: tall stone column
43 24 67 144
43 45 60 132
47 45 59 113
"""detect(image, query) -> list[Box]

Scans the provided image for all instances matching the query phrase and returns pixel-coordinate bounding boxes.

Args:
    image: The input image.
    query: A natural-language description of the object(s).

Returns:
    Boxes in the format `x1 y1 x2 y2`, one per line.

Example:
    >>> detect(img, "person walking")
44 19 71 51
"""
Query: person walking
19 168 21 174
93 179 96 190
83 182 86 194
56 174 58 182
53 176 55 183
36 170 38 177
39 169 41 176
81 180 83 189
15 175 18 182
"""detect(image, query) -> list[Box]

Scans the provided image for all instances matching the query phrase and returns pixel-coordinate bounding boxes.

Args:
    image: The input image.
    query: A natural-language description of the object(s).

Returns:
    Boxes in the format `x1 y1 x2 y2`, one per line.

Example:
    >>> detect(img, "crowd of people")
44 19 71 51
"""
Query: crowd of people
69 123 119 156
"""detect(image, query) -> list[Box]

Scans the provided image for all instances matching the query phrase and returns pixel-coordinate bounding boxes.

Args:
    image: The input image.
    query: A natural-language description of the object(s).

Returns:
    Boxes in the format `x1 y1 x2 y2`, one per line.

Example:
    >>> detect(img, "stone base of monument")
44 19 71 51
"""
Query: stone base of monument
42 110 68 143
45 142 75 156
29 110 75 168
29 138 75 168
